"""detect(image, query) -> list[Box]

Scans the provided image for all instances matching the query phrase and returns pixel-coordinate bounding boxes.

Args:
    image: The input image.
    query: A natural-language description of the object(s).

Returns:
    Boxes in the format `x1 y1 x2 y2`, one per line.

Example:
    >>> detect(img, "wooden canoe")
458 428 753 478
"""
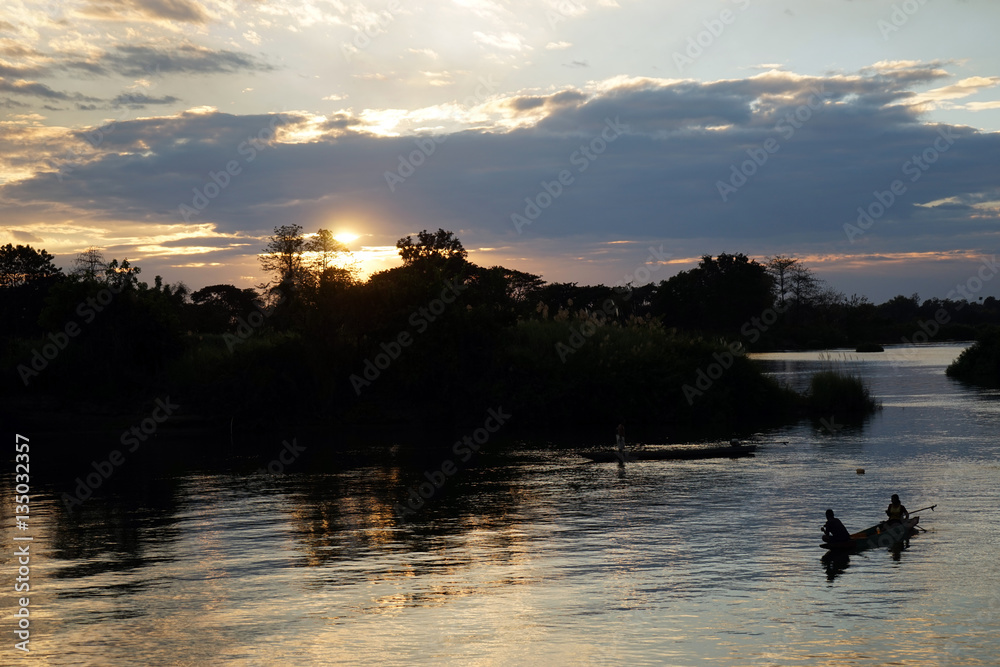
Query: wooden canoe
579 444 757 463
820 517 920 551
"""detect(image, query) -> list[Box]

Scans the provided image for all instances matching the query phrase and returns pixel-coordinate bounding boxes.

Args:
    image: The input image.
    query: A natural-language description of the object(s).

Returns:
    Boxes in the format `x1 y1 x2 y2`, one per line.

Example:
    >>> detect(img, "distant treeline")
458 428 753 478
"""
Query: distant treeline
1 231 988 441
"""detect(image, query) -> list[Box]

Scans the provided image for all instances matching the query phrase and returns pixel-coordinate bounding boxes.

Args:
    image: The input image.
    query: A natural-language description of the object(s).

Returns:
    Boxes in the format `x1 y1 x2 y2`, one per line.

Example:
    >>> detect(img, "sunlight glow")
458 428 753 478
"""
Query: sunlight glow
334 232 360 245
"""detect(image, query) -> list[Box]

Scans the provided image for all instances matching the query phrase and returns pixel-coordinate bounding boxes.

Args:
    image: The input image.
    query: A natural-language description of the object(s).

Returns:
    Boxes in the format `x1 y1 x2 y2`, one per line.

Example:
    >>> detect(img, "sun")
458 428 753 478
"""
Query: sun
334 232 360 245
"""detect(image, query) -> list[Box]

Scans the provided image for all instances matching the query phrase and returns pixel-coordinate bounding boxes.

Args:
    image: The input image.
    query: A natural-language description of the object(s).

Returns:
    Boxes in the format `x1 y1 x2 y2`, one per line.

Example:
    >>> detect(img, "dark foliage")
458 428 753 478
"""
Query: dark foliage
4 239 998 448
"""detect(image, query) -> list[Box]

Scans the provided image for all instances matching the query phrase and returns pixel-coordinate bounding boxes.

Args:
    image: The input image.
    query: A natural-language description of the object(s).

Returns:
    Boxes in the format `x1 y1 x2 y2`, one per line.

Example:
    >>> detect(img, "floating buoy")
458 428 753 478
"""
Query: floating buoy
856 468 865 474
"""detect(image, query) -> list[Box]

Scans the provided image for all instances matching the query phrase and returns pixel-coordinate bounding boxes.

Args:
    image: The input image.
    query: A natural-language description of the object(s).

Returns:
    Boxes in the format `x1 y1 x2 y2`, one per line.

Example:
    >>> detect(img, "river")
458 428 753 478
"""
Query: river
2 342 998 665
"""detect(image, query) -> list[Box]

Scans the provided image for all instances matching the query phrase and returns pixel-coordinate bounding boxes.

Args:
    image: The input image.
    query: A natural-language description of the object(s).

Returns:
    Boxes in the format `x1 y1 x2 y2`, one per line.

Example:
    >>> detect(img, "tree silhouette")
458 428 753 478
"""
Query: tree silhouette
105 258 141 291
653 253 773 334
396 228 467 266
0 244 62 288
72 246 106 281
766 255 798 307
259 224 307 287
305 229 348 275
191 284 261 330
0 244 64 336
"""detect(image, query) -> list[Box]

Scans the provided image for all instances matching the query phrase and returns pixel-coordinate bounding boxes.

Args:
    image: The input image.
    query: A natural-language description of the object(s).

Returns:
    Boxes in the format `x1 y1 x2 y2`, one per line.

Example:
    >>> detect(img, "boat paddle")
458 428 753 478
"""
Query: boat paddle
908 504 935 531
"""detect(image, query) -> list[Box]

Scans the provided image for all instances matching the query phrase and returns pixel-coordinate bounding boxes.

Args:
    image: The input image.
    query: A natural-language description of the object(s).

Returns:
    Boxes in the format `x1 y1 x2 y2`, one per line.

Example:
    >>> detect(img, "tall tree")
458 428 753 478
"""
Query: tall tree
191 284 261 331
0 244 62 288
766 255 798 307
72 246 105 281
787 261 822 307
396 228 467 266
305 229 349 275
105 258 141 291
259 224 307 287
653 253 773 334
304 228 358 291
495 267 545 304
0 244 64 337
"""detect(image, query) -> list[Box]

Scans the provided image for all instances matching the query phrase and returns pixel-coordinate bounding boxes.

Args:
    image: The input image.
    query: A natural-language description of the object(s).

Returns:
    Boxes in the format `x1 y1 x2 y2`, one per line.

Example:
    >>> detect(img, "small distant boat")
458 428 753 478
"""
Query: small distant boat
820 517 920 551
579 443 757 463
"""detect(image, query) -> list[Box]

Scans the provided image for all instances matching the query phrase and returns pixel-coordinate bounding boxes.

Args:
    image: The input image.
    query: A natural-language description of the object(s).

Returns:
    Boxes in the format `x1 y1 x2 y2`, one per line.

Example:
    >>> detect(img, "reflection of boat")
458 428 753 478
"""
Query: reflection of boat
579 444 757 463
820 517 920 551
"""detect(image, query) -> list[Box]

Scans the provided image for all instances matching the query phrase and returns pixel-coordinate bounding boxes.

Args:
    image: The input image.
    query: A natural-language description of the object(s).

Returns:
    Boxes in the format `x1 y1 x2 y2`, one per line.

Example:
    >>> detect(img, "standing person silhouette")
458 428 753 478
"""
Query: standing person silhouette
615 422 626 462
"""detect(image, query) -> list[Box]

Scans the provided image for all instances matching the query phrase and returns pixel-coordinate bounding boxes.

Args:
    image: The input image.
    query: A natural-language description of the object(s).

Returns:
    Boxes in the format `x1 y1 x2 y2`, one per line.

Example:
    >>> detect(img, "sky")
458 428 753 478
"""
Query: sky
1 0 999 303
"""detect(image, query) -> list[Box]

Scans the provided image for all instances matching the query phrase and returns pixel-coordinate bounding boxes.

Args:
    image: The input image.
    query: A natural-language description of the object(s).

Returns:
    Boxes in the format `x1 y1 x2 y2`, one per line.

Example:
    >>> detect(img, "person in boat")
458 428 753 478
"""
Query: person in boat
822 509 851 544
884 494 909 524
616 423 625 451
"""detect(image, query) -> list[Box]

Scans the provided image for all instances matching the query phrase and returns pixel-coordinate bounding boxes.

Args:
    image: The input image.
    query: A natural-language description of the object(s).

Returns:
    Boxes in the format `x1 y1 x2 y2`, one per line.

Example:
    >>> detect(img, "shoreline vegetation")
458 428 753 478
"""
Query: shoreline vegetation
1 230 985 455
945 327 1000 386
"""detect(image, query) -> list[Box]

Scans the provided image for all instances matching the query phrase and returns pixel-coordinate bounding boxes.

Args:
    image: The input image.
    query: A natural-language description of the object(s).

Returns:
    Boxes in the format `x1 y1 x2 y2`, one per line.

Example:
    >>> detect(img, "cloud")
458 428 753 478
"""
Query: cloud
112 91 182 108
87 44 275 77
6 229 44 243
910 76 1000 107
82 0 211 24
0 41 274 86
506 90 587 113
965 101 1000 112
3 64 998 292
473 31 529 52
408 48 439 59
0 77 100 102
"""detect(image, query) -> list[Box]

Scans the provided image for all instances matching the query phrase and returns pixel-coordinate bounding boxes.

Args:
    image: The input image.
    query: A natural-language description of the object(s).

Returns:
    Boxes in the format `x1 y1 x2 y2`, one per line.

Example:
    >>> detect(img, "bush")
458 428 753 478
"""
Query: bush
946 328 1000 385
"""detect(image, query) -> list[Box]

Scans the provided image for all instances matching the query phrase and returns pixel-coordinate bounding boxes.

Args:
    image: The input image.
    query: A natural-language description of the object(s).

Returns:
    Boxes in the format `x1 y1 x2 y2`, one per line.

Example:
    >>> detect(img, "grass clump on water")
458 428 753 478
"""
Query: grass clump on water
805 369 879 418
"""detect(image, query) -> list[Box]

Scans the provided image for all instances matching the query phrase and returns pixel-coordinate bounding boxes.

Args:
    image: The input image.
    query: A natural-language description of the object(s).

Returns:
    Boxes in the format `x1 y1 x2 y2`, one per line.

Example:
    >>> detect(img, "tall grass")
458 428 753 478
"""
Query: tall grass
806 370 879 416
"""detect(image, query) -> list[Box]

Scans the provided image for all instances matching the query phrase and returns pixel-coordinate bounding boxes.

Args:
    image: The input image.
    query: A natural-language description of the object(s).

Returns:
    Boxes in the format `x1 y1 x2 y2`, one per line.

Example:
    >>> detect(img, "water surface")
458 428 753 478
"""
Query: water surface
3 343 998 665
